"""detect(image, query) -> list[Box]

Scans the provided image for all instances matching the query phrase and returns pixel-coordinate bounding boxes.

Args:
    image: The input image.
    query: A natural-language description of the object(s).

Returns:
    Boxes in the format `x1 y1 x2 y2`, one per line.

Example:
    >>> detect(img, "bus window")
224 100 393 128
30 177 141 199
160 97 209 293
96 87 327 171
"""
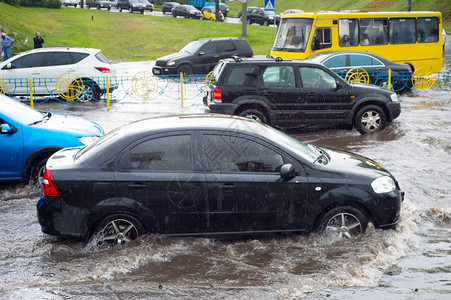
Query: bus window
417 17 439 43
339 19 359 46
273 18 313 52
312 28 331 50
390 18 416 44
360 18 388 45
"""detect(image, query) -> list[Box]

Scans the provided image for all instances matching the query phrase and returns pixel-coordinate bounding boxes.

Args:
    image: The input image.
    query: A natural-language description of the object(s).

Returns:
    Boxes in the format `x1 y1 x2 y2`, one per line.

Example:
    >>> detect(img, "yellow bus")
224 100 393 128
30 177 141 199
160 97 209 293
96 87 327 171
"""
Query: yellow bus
270 11 444 73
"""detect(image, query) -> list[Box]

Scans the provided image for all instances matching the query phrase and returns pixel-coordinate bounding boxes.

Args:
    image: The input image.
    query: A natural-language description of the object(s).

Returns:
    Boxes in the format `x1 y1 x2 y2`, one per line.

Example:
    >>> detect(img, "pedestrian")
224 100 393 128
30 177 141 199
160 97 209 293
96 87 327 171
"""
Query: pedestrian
33 32 44 49
1 32 14 61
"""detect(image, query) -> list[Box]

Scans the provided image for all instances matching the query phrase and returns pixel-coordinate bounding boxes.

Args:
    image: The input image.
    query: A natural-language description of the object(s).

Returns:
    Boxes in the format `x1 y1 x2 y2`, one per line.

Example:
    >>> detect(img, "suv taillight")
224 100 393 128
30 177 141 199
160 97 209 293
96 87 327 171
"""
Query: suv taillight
43 169 61 197
213 88 222 103
95 66 111 73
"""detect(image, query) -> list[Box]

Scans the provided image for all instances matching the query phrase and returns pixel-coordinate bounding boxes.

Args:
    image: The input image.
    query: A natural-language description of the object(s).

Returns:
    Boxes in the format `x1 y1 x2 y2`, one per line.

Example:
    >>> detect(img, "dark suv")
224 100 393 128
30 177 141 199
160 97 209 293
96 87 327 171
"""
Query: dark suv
115 0 145 13
152 38 253 75
203 56 401 134
247 7 280 26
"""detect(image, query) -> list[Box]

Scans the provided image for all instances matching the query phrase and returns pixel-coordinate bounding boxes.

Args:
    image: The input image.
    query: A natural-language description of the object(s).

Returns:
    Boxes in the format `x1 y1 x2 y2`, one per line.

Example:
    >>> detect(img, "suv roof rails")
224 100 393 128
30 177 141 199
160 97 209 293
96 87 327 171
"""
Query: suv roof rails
266 55 283 61
232 56 243 62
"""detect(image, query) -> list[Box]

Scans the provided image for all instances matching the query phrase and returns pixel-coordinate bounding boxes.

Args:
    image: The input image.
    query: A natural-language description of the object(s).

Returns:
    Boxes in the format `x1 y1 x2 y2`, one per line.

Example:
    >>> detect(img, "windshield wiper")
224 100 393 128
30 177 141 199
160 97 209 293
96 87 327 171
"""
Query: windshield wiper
313 147 330 164
28 112 50 126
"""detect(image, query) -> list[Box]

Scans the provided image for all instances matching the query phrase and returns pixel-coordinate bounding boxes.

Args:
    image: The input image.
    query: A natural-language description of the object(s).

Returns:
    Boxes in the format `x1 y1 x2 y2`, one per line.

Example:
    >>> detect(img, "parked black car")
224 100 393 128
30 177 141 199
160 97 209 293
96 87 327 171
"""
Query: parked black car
161 1 179 14
306 51 413 93
37 115 403 245
152 38 253 75
115 0 145 13
172 4 201 19
86 0 112 10
203 56 401 134
247 7 280 26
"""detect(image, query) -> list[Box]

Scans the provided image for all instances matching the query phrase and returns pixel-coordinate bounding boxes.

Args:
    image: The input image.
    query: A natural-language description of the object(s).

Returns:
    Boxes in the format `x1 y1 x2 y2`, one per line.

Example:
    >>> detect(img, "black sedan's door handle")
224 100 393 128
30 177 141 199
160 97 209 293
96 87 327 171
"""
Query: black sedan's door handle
218 183 236 191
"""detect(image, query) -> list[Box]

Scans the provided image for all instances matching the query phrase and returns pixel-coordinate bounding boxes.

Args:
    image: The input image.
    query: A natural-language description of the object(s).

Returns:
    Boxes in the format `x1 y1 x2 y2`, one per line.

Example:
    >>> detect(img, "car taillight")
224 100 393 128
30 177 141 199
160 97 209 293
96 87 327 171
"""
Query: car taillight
43 169 61 197
213 88 222 103
95 66 111 73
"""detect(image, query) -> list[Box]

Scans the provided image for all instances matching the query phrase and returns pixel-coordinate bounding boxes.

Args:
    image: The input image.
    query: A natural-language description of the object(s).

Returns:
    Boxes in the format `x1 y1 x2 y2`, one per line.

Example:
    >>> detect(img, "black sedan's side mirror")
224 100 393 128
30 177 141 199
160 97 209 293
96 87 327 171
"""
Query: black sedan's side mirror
335 80 343 91
280 163 297 179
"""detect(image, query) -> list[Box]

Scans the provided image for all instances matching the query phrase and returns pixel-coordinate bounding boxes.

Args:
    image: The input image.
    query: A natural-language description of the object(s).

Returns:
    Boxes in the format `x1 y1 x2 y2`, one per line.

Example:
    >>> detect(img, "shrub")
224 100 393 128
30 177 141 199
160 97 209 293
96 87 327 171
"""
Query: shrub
4 0 20 6
43 0 61 8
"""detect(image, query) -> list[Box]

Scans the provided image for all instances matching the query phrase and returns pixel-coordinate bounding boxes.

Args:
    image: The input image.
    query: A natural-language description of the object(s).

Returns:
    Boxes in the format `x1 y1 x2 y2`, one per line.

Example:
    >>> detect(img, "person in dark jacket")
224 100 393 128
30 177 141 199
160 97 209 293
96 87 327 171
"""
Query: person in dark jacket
33 32 44 49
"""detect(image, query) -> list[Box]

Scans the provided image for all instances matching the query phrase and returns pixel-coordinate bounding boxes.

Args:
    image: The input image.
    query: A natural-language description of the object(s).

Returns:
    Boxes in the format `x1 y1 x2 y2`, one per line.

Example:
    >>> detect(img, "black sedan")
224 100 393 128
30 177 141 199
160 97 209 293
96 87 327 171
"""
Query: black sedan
307 51 413 93
172 4 201 19
37 115 403 245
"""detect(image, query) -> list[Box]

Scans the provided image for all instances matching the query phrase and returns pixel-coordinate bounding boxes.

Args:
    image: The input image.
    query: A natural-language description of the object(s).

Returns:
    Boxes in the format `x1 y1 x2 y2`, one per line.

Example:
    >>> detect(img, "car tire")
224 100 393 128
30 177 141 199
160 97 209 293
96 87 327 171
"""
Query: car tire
210 17 214 21
129 7 133 13
94 214 146 246
318 206 368 238
141 9 144 14
107 6 111 11
118 5 122 12
172 13 176 17
263 20 268 26
79 80 100 102
87 4 91 8
238 108 268 124
30 154 51 187
96 4 100 9
177 64 193 75
354 105 387 134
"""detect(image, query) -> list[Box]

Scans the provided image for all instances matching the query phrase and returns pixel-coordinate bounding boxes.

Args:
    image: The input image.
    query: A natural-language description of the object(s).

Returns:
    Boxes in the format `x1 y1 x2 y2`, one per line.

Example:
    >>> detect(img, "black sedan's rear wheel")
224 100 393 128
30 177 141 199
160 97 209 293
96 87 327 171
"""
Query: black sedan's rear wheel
354 105 387 134
94 214 146 246
319 206 368 238
238 108 268 124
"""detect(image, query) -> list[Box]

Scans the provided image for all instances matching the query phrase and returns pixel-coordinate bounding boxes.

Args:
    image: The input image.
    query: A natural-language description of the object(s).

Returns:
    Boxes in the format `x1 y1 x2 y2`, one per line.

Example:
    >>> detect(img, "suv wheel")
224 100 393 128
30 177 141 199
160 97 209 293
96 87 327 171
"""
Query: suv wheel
96 4 100 9
129 6 133 13
79 80 100 102
118 5 122 12
354 105 387 134
238 108 268 124
177 64 193 75
263 20 268 26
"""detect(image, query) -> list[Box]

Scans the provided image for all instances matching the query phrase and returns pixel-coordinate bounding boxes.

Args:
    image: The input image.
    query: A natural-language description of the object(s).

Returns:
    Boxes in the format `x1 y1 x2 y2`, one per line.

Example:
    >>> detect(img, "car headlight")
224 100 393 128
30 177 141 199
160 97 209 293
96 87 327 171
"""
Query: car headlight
167 61 176 66
371 176 396 194
390 93 399 102
78 136 100 146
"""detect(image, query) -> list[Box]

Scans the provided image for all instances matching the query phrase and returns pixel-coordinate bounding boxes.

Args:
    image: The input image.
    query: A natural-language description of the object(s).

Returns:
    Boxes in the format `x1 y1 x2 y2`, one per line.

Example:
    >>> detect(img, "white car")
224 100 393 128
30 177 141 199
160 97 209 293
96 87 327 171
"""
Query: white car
62 0 79 7
0 47 116 101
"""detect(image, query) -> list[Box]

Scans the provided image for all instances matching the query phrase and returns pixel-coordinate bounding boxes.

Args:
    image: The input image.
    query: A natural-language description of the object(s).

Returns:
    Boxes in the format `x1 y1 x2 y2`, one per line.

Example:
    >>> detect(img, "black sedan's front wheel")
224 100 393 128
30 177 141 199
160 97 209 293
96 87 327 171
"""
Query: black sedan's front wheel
319 206 368 238
354 105 387 134
94 214 146 246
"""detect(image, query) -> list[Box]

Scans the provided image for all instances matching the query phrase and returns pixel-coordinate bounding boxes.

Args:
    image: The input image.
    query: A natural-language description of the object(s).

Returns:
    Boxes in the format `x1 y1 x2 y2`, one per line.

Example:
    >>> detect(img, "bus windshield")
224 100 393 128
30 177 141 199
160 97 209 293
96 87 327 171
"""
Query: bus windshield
273 18 313 52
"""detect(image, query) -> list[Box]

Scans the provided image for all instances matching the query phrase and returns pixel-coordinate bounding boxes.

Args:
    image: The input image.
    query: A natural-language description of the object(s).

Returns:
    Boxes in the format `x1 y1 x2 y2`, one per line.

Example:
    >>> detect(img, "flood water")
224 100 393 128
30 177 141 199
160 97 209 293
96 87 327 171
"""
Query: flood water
1 38 450 299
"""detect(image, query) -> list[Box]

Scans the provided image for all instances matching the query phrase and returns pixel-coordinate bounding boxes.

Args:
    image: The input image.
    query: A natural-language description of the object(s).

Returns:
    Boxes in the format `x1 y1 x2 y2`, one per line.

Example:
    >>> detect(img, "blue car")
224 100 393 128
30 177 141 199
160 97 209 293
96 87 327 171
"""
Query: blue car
0 95 104 185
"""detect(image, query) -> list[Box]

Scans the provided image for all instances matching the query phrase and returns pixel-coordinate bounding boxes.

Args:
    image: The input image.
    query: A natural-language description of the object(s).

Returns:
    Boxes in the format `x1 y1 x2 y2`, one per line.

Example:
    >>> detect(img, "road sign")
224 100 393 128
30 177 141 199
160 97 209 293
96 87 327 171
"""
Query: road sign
264 0 275 11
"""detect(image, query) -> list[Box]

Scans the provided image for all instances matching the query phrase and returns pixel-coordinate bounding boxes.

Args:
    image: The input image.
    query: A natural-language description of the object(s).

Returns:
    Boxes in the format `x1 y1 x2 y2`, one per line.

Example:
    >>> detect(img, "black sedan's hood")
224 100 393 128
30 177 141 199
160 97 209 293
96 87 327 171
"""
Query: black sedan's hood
315 147 392 180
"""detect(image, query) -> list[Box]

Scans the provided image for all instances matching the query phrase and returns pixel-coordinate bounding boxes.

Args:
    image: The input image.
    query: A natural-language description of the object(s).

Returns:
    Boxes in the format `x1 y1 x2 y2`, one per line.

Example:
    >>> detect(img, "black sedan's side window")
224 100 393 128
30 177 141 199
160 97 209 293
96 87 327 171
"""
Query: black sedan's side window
125 135 194 171
203 134 285 173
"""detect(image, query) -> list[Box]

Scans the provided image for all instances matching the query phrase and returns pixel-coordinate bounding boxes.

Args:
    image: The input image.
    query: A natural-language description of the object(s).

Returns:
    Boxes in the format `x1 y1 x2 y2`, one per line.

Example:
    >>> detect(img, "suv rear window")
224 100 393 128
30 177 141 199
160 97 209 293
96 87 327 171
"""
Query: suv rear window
224 65 259 86
95 52 111 64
